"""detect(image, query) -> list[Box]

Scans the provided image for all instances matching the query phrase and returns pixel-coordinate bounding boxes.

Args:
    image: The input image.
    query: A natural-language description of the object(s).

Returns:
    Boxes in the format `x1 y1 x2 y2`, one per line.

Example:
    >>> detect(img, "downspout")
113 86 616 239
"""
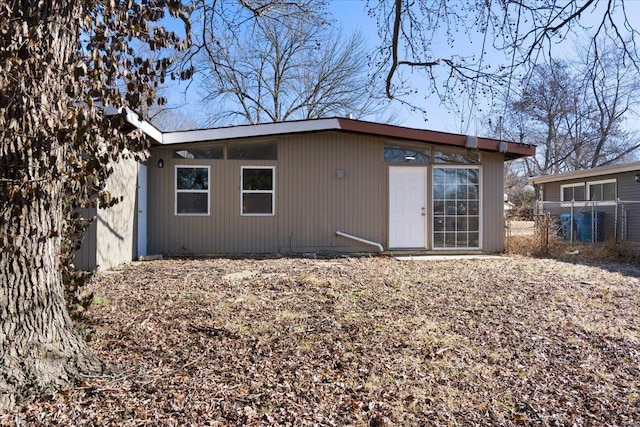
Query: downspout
336 231 384 252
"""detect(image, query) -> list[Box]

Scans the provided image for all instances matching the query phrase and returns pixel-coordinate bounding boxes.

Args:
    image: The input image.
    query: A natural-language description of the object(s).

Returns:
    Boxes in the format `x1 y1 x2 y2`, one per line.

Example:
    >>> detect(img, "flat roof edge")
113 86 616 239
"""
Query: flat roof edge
125 109 163 143
128 116 535 158
528 161 640 184
161 118 341 145
336 118 535 159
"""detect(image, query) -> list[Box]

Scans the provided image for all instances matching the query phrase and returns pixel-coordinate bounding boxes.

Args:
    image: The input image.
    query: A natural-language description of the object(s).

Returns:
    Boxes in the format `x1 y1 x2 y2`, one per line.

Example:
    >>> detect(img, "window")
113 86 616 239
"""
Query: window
434 148 480 164
560 183 585 202
384 144 431 163
588 179 616 202
173 146 223 159
229 141 277 160
241 167 275 215
433 167 480 249
175 166 209 215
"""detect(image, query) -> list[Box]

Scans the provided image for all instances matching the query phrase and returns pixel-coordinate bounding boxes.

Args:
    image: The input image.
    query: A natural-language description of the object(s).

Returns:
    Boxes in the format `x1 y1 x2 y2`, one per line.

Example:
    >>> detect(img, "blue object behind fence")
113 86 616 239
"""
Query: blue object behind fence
560 214 575 240
559 213 573 241
575 211 605 242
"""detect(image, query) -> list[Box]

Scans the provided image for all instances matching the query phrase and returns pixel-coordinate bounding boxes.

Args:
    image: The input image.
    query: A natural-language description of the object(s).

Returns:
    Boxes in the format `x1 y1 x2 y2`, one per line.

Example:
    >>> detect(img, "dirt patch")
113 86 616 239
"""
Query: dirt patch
3 256 639 426
223 270 259 281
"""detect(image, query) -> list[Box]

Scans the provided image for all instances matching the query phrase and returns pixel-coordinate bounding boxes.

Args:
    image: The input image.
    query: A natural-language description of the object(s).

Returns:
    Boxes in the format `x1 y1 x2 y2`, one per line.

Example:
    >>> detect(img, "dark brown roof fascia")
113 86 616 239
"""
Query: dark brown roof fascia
336 118 535 159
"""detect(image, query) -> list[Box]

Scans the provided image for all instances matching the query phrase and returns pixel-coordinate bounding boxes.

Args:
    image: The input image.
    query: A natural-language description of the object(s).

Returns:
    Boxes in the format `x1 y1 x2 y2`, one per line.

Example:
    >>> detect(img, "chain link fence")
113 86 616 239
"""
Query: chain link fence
505 200 640 258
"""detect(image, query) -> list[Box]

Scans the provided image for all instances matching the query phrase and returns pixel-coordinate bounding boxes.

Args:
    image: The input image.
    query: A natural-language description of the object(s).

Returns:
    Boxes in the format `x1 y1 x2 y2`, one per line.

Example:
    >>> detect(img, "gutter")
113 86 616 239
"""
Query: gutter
336 231 384 252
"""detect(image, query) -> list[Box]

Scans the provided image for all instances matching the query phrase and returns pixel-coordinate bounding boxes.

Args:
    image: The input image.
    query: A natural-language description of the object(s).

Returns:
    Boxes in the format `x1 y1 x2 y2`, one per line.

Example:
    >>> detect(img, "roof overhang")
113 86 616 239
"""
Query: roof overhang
334 119 535 160
528 161 640 185
125 109 163 143
161 118 341 145
128 116 536 160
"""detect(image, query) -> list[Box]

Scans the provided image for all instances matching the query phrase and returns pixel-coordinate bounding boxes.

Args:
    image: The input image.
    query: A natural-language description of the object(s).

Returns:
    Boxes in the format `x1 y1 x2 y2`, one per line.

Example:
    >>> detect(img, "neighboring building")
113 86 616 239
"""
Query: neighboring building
528 161 640 243
76 117 535 269
503 193 514 217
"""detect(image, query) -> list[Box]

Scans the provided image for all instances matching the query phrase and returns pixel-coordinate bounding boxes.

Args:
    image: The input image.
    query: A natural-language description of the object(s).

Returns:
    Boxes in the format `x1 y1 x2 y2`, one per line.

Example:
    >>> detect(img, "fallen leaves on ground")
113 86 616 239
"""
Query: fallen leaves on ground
3 255 640 426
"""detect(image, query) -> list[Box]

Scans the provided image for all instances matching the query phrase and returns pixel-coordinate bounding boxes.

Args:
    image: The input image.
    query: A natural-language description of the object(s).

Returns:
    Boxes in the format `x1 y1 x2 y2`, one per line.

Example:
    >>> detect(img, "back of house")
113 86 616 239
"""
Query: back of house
76 117 535 270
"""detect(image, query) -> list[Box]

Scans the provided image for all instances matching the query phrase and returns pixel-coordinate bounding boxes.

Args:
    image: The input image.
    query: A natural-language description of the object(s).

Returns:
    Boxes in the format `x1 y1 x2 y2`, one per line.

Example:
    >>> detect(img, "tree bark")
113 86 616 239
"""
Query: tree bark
0 0 104 411
0 186 104 411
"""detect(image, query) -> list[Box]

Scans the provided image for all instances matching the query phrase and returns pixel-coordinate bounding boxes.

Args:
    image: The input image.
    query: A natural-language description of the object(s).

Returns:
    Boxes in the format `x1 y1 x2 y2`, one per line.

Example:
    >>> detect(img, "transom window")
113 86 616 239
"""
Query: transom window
229 141 277 160
173 141 277 160
173 146 223 159
241 167 275 216
384 143 480 164
384 144 431 164
433 167 480 249
433 148 480 164
175 166 209 215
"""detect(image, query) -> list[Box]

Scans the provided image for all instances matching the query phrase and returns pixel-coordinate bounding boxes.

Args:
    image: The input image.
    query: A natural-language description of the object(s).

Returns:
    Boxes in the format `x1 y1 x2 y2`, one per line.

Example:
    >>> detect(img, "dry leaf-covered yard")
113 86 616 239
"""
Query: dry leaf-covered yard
3 255 640 426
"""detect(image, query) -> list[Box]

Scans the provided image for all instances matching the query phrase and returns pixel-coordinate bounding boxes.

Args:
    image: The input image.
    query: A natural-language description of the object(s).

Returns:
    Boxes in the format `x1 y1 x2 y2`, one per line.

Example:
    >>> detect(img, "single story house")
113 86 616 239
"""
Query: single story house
76 116 535 270
528 161 640 243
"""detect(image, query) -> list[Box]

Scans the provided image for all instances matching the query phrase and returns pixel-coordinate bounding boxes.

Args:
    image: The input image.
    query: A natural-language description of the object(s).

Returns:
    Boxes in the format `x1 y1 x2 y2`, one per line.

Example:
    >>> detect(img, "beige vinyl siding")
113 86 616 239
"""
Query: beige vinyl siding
74 157 139 270
95 157 139 269
148 132 384 255
481 153 506 252
278 132 385 253
148 150 278 254
147 132 510 255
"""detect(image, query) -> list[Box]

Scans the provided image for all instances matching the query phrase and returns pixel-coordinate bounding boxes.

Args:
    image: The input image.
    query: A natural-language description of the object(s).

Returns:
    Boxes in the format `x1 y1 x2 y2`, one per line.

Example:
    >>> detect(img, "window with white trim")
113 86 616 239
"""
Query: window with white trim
560 183 585 202
432 166 480 249
241 166 275 215
175 166 209 215
588 179 616 202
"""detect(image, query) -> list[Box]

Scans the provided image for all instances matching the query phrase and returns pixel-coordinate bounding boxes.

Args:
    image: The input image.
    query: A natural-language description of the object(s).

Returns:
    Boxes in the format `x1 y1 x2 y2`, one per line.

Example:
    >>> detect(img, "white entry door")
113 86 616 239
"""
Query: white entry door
137 164 147 258
389 166 426 248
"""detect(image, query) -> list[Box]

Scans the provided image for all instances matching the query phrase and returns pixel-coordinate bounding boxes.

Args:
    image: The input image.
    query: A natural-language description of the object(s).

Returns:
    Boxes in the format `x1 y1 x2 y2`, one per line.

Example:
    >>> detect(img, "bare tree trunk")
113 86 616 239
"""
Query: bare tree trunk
0 0 104 411
0 184 104 411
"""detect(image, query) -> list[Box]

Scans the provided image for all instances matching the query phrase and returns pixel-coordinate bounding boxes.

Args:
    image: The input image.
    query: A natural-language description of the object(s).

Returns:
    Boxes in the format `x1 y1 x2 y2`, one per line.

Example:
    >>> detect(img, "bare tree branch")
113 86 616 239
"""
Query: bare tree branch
371 0 640 115
194 3 390 125
498 46 640 178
